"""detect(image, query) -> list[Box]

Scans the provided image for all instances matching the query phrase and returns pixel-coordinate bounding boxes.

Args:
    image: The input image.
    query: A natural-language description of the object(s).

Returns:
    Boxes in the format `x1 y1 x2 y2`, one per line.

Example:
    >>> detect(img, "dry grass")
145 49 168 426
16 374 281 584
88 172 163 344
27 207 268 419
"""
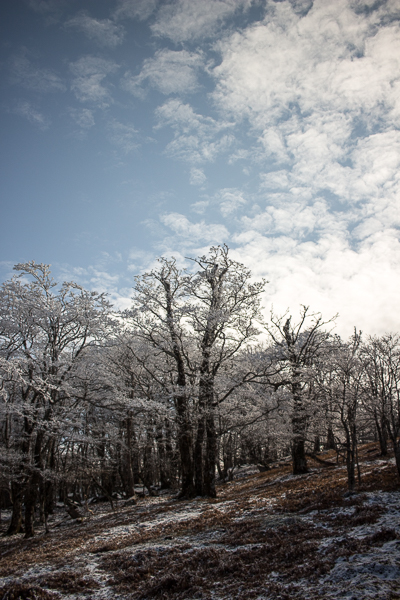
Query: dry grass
0 443 399 599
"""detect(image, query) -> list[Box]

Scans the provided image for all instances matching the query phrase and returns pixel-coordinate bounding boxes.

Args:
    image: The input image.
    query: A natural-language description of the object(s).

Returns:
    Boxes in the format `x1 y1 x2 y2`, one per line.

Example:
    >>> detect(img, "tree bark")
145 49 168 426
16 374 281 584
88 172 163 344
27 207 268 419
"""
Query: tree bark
291 392 308 475
326 426 336 450
6 482 23 535
24 480 37 538
194 412 205 496
204 410 217 497
125 413 135 498
375 415 388 456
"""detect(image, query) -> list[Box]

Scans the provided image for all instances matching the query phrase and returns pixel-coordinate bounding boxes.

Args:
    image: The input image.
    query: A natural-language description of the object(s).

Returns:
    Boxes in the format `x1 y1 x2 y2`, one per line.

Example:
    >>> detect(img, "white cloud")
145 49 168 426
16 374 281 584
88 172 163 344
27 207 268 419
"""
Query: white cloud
232 226 400 337
260 171 290 190
66 12 125 47
12 100 50 129
107 119 139 153
151 0 253 42
191 200 210 214
155 98 234 163
189 167 206 186
122 49 203 96
113 0 159 21
161 212 229 243
9 51 66 93
212 0 400 133
70 56 119 107
217 188 247 217
68 107 95 129
127 248 155 273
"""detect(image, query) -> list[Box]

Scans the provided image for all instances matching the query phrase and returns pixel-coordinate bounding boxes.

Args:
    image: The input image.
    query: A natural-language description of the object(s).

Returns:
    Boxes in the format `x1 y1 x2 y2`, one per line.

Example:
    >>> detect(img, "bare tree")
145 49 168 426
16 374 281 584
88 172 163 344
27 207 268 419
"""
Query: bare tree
362 334 400 476
328 331 363 491
127 246 266 498
187 245 265 496
266 306 336 475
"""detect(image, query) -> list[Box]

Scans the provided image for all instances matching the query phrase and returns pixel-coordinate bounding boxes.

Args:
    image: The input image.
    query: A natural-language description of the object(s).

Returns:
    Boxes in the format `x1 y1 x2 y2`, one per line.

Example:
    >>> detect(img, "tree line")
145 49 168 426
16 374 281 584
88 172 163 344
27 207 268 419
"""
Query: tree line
1 246 399 538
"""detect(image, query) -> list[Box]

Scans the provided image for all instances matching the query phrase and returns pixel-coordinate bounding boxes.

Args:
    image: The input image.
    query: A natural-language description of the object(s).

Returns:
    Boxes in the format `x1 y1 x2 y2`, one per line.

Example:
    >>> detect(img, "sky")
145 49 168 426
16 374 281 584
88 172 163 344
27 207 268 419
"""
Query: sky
1 0 400 337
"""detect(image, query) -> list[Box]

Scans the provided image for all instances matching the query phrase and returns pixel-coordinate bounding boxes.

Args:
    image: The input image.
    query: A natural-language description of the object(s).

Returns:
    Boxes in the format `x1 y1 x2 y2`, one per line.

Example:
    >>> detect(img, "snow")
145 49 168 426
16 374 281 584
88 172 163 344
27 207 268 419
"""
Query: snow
1 459 400 599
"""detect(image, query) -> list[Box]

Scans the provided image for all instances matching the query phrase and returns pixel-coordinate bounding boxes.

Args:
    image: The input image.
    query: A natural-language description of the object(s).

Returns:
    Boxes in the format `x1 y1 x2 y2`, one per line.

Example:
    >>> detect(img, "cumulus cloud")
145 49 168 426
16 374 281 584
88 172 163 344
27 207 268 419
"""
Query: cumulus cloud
217 188 247 217
156 98 234 163
204 0 400 296
151 0 254 42
191 200 210 213
70 56 119 107
161 212 229 243
122 49 203 97
232 226 400 337
189 167 207 186
66 12 125 47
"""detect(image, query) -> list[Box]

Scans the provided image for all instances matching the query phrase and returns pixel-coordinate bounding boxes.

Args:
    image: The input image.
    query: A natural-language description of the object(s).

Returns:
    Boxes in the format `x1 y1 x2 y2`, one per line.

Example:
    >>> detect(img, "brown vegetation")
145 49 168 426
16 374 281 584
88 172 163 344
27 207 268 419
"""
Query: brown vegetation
0 444 399 599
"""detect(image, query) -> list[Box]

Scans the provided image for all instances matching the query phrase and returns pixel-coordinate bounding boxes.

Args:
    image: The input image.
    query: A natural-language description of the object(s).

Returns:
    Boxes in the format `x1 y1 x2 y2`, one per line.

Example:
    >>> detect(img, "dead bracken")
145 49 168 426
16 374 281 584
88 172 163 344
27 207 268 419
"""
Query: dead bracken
1 444 399 600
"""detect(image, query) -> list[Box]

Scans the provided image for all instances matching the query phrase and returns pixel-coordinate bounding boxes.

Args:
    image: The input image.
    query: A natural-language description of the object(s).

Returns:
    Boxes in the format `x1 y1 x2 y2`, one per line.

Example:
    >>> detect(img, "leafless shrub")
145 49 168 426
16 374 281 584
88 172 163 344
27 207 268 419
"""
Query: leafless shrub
365 528 398 546
0 584 59 600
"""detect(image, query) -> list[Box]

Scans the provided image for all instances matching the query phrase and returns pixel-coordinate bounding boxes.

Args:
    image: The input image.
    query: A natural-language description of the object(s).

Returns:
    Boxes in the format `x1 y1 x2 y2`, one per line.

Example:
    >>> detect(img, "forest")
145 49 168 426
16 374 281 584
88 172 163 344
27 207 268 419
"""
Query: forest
1 245 400 540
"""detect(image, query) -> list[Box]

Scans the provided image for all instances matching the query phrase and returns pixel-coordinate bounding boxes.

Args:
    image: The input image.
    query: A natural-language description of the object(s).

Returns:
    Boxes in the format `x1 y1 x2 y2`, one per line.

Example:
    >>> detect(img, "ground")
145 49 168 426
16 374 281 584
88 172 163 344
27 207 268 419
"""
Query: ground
1 444 400 599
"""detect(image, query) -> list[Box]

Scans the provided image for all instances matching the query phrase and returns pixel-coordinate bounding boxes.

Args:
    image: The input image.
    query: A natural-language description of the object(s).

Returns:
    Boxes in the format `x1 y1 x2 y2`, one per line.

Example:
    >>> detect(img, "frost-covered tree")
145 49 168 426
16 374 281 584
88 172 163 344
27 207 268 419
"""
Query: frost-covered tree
0 262 112 536
361 334 400 476
265 306 335 475
126 246 267 498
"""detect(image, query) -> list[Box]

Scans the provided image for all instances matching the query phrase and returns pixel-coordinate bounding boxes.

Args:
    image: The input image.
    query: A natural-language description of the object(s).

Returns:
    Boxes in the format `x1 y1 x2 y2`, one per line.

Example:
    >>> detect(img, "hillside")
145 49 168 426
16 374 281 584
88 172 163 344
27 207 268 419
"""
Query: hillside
1 444 399 600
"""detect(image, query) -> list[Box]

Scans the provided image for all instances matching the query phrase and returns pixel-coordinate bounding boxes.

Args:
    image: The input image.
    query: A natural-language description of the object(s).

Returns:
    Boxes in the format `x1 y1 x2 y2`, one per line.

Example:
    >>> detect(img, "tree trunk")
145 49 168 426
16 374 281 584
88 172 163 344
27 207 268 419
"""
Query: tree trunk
326 426 336 450
176 401 195 498
203 410 217 497
389 429 400 478
292 439 308 475
375 415 388 456
291 376 308 475
125 413 135 498
24 479 37 538
345 424 356 492
292 407 308 474
194 413 205 496
6 482 23 535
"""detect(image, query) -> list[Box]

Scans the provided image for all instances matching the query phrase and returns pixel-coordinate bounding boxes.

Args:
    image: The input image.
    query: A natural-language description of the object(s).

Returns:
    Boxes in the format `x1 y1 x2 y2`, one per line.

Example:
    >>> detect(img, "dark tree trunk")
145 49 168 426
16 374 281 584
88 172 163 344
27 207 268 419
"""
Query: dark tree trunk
220 432 234 480
375 416 388 456
162 276 195 498
203 410 217 498
394 442 400 479
326 426 336 450
164 418 176 487
291 373 308 475
292 404 308 474
292 439 308 475
6 482 23 535
157 421 173 489
175 401 195 498
345 423 357 492
125 413 135 498
194 413 205 496
24 479 37 538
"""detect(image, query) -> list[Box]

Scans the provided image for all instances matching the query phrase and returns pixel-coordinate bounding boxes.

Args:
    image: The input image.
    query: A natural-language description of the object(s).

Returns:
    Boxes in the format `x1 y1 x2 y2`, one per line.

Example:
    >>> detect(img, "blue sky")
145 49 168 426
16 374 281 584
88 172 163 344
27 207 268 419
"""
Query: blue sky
1 0 400 336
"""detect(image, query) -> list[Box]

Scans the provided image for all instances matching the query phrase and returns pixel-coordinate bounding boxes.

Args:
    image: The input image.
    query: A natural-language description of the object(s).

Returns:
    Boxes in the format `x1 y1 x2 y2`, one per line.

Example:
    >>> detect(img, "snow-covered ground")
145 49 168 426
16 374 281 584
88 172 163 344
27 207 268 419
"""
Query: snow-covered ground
1 449 399 599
